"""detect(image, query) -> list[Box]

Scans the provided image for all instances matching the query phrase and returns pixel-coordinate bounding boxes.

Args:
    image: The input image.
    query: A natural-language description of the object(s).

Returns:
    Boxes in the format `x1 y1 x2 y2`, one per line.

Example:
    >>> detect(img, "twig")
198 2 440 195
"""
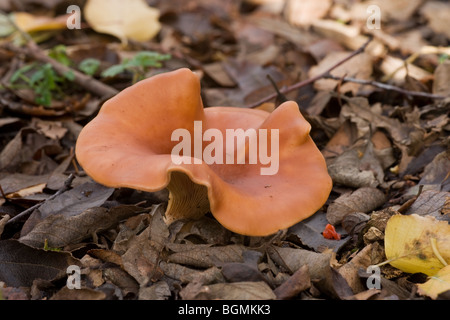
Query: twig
3 42 119 99
246 36 373 109
1 11 118 99
324 74 446 100
6 174 76 226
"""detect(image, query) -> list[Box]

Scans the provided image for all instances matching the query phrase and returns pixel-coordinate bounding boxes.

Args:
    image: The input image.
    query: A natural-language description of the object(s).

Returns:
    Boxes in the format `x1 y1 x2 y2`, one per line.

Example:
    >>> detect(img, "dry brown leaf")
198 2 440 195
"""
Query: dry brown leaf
268 246 352 298
350 0 423 22
167 244 246 269
0 240 81 287
327 148 381 189
380 55 432 84
308 51 373 95
338 243 384 293
120 206 168 286
21 181 115 237
50 287 106 300
405 190 450 221
284 0 332 27
433 61 450 96
322 120 357 159
419 150 450 192
327 187 386 225
420 1 450 39
180 281 276 300
19 205 142 248
31 119 68 140
273 265 311 299
138 281 171 300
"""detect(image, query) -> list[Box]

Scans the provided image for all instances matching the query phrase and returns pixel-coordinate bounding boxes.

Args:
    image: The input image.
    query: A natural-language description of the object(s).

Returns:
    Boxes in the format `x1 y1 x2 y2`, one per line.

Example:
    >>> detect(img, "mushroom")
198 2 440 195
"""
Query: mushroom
75 68 332 236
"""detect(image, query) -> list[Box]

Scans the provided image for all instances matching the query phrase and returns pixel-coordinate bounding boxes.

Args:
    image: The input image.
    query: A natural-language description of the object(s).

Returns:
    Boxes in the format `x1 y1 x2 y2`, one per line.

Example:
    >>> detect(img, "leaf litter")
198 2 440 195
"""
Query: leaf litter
0 0 449 301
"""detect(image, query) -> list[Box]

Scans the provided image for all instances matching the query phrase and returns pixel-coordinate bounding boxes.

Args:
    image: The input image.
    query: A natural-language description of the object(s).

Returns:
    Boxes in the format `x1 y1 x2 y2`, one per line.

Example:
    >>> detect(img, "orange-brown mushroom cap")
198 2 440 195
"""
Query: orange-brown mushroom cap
75 68 332 236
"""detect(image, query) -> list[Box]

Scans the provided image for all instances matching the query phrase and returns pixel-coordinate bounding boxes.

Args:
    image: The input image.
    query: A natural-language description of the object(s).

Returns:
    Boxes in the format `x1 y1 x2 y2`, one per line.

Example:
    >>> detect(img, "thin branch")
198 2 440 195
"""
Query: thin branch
246 36 373 109
1 11 118 99
324 74 446 100
6 174 76 226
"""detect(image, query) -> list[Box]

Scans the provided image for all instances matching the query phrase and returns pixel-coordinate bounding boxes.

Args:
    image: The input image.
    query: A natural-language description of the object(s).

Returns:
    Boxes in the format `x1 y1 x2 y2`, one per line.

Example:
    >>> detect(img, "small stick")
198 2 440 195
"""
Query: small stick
324 75 446 100
6 174 76 226
246 36 373 109
266 74 288 106
1 11 118 99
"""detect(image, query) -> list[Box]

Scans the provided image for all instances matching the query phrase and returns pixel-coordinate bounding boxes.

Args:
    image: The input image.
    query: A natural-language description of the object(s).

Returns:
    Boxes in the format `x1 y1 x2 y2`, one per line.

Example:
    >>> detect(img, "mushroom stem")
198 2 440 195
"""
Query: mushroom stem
164 171 210 224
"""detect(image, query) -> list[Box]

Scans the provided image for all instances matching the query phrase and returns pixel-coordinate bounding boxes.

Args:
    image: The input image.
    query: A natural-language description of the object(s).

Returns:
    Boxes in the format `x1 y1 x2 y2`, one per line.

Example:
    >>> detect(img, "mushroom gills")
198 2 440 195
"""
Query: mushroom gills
164 171 210 224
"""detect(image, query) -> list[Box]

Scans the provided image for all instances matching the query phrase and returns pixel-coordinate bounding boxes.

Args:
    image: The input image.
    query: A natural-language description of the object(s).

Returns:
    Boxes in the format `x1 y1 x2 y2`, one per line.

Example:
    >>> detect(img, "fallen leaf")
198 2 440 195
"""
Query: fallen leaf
417 265 450 300
88 249 124 268
221 250 266 283
338 243 380 293
0 240 80 287
384 214 450 276
0 173 49 195
181 281 276 300
308 51 373 95
419 150 450 192
380 55 432 84
20 205 143 248
405 190 450 221
161 263 224 285
84 0 161 43
21 180 114 236
268 246 344 297
432 61 450 96
326 187 386 225
167 244 246 269
13 12 69 33
322 120 357 159
327 149 377 188
351 0 423 22
273 265 311 299
50 287 106 300
120 207 170 286
172 216 231 245
284 0 332 27
138 281 171 300
420 1 450 39
31 118 68 140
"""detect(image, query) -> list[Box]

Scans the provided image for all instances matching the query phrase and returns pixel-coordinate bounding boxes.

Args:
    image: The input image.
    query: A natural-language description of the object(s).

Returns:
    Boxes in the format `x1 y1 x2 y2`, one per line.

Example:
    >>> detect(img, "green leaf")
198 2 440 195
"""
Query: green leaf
79 58 101 76
48 44 72 67
101 64 126 78
129 51 171 68
63 70 75 81
9 64 35 84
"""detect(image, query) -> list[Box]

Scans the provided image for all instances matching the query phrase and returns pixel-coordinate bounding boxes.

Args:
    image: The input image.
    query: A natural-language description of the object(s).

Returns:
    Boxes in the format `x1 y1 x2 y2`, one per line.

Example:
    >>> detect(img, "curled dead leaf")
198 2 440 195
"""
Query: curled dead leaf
180 281 276 300
326 187 386 225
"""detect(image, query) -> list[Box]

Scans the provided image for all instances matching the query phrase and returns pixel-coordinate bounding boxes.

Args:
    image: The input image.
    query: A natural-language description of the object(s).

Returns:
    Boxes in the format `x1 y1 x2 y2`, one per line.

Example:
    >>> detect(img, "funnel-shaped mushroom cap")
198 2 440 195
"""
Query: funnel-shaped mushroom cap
76 68 332 236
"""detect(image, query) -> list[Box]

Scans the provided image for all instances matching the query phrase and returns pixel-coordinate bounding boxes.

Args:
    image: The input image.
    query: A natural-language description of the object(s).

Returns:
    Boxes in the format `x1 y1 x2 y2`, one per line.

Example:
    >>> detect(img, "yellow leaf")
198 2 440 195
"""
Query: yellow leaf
384 214 450 276
13 12 69 32
84 0 161 44
417 265 450 299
